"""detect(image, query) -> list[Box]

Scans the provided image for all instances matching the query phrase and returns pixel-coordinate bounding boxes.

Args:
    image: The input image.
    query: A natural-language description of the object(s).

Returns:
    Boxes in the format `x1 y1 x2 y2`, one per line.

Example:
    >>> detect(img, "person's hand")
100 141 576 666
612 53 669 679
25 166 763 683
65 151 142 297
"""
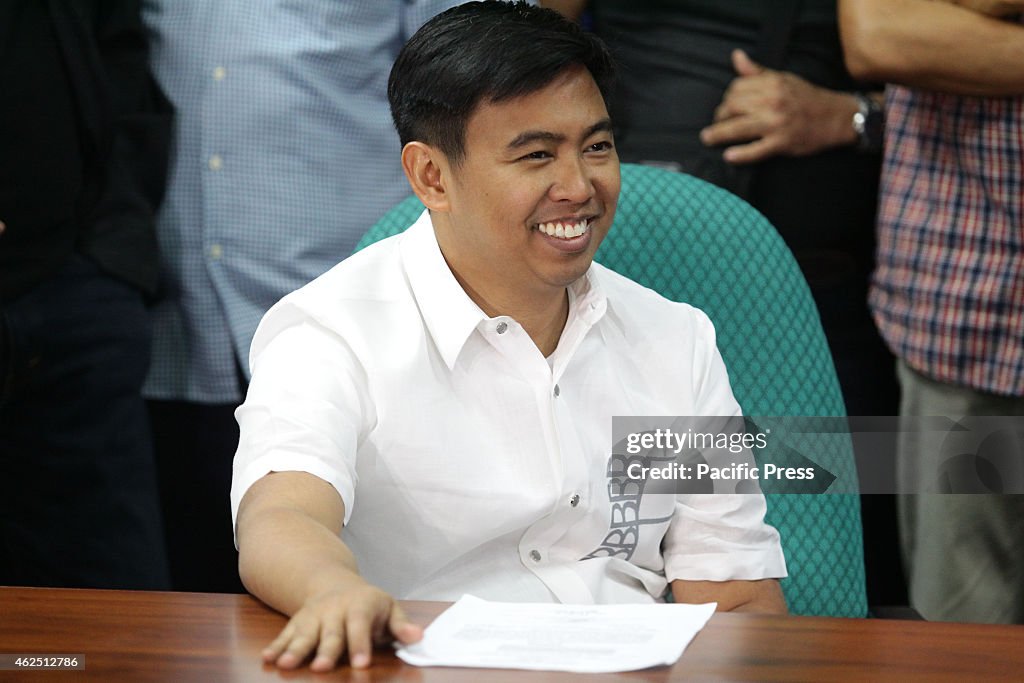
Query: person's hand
933 0 1024 18
261 579 422 671
700 49 859 164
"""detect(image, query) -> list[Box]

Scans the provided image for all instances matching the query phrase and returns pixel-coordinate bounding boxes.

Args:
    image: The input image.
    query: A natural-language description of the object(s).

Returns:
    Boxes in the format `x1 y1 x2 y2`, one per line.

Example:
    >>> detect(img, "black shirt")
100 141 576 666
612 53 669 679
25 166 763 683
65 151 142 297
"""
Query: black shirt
590 0 880 269
0 2 85 299
0 0 170 303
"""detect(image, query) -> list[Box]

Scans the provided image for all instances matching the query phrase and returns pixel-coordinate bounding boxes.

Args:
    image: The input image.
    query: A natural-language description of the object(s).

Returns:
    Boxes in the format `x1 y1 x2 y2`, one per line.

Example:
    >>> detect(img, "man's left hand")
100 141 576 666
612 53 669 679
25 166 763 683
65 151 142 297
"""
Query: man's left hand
700 49 859 164
671 578 788 614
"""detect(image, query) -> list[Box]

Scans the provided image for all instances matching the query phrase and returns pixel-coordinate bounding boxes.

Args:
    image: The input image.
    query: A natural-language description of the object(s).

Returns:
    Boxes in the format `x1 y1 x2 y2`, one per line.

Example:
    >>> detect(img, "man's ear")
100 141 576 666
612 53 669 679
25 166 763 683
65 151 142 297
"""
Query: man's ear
401 142 451 212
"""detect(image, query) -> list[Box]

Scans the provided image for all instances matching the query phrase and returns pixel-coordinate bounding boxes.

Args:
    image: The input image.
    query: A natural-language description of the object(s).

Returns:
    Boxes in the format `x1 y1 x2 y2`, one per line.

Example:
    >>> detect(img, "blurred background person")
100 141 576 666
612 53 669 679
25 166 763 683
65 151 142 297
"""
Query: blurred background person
0 0 171 589
141 0 472 593
840 0 1024 623
544 0 904 609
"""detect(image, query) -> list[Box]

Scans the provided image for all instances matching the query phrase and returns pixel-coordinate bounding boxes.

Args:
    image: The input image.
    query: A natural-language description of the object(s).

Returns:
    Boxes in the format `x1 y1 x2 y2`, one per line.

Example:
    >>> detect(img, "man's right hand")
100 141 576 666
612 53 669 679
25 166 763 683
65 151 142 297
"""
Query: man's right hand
236 471 418 671
262 578 422 671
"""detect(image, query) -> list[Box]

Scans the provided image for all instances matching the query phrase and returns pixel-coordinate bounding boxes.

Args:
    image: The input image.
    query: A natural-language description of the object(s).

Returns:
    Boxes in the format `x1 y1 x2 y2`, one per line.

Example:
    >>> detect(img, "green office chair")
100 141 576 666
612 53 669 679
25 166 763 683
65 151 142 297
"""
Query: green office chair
357 163 867 617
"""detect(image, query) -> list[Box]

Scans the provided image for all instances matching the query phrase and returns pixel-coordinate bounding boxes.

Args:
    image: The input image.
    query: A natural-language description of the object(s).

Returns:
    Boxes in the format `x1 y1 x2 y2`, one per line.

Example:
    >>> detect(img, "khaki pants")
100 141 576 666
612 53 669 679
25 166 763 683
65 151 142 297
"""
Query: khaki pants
897 361 1024 623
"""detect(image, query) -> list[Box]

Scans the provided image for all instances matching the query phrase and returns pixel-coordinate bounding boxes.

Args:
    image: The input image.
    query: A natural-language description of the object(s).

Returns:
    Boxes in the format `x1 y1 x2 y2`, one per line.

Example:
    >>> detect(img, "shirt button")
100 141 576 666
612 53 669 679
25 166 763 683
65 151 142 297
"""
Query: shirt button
208 154 223 171
569 493 580 507
553 384 560 397
209 244 223 259
212 66 226 81
496 321 508 334
529 549 542 563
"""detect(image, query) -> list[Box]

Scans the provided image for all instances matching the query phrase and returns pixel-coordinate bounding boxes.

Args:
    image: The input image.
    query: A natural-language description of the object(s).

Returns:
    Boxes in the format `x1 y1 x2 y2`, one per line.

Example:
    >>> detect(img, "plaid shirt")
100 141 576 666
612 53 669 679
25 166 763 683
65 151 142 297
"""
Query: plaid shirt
870 86 1024 396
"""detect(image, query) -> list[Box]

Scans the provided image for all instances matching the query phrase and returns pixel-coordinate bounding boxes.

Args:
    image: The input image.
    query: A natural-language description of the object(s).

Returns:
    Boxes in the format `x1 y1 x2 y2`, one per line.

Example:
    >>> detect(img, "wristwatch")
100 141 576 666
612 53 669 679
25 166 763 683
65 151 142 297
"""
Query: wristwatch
852 92 884 153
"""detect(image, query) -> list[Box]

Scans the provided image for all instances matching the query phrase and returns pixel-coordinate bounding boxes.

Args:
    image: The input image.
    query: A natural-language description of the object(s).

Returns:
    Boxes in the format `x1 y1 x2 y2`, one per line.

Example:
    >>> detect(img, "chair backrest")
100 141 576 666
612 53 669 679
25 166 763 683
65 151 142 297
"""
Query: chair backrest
357 163 867 617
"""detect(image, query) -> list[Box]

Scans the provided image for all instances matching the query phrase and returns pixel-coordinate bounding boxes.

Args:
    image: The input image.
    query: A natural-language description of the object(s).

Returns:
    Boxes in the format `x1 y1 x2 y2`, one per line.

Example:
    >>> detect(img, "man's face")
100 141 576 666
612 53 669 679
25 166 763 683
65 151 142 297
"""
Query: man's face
433 65 620 309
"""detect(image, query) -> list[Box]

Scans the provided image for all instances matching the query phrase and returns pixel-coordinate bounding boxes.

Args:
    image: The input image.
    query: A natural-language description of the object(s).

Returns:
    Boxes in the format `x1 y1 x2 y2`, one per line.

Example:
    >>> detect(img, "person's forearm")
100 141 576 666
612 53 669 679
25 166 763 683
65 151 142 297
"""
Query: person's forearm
671 579 788 615
238 505 366 617
942 0 1024 18
236 473 418 671
839 0 1024 95
804 88 861 152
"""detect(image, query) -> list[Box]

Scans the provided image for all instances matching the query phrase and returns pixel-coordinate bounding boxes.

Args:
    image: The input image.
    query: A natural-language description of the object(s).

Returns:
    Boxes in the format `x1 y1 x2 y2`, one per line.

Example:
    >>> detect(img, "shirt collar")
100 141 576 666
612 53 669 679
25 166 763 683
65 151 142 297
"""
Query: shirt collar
400 210 610 369
567 263 608 329
400 211 486 370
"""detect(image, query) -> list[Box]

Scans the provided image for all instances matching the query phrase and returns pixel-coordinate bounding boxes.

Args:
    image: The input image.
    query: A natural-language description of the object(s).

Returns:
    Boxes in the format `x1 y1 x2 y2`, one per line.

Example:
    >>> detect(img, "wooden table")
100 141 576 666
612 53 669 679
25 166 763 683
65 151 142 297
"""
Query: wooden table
1 586 1022 682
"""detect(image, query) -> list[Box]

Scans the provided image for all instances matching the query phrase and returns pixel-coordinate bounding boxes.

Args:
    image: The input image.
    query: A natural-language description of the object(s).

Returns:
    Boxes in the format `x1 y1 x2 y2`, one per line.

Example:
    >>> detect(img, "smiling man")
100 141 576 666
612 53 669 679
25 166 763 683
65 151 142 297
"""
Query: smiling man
231 1 787 672
406 60 616 357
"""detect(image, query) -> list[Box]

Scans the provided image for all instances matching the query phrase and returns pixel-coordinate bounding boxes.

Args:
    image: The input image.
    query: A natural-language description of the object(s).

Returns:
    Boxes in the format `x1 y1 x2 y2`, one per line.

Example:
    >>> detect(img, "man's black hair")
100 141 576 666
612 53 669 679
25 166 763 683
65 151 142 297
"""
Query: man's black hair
388 1 616 165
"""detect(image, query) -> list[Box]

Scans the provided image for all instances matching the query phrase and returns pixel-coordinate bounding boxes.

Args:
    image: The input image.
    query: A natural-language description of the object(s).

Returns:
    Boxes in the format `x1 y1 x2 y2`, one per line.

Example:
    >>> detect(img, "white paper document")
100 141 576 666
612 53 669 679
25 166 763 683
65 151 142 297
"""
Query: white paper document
396 594 716 674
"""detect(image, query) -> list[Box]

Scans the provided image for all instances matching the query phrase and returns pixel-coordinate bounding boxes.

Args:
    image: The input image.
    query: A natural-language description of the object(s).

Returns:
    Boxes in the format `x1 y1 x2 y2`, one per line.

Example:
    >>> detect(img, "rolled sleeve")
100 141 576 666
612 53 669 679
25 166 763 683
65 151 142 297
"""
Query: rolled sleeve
663 494 788 581
661 308 788 581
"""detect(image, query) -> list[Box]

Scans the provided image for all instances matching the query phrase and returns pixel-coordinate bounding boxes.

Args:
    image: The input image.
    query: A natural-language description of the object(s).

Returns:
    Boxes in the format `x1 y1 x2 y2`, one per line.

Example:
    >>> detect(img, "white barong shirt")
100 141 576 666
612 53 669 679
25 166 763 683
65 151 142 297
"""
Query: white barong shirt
231 210 786 604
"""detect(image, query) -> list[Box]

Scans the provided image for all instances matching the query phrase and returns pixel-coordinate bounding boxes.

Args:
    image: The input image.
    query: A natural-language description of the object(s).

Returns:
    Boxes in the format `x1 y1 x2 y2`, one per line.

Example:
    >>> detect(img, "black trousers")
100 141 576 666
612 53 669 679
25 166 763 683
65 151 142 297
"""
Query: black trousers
148 398 246 594
0 255 170 589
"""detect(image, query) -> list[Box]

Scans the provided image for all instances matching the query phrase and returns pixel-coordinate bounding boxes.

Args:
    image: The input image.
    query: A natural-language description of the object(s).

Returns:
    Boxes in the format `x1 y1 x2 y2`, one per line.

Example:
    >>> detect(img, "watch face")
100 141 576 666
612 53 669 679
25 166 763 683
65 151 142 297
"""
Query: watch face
853 95 883 151
853 111 867 135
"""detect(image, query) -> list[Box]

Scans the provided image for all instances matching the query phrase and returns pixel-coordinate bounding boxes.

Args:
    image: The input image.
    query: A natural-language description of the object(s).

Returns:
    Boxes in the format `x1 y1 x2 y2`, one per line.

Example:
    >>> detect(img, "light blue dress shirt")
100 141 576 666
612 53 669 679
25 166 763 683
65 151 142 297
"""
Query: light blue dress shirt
141 0 467 402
